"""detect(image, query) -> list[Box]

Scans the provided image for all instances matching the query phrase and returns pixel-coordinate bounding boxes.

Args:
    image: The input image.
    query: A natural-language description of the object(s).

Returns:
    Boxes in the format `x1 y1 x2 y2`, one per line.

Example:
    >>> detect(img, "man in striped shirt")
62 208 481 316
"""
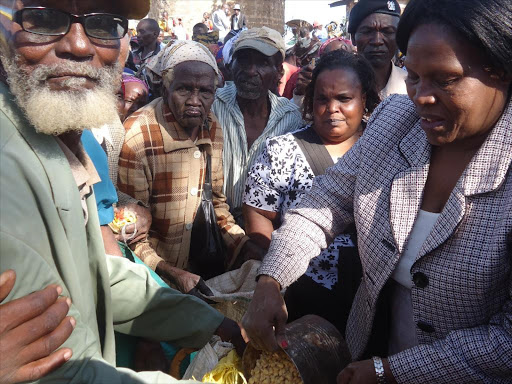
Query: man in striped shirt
212 27 304 226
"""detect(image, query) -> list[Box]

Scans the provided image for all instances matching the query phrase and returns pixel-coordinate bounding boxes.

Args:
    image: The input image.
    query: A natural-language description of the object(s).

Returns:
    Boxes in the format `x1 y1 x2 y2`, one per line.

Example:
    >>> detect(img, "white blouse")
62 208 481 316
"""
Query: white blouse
388 209 440 355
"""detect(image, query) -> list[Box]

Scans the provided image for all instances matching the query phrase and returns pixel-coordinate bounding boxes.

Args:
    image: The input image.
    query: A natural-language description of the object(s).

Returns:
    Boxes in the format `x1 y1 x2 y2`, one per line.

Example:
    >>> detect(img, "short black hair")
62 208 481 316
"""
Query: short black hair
303 50 380 121
138 18 160 33
397 0 512 77
193 23 208 35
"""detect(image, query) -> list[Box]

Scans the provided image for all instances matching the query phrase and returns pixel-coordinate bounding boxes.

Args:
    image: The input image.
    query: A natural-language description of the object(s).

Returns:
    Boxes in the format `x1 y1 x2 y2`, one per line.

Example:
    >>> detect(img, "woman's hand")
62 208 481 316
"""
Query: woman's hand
0 270 75 384
155 262 213 296
294 64 314 96
241 275 288 351
115 203 152 244
337 359 396 384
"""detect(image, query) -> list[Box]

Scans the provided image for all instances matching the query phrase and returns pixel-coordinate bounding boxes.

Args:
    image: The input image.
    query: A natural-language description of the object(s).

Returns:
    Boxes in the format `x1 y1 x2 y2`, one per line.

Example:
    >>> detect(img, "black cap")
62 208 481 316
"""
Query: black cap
348 0 401 35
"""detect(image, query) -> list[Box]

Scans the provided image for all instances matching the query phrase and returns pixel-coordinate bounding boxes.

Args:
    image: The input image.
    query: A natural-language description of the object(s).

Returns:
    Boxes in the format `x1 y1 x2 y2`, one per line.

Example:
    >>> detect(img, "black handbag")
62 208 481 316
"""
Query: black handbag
188 153 226 280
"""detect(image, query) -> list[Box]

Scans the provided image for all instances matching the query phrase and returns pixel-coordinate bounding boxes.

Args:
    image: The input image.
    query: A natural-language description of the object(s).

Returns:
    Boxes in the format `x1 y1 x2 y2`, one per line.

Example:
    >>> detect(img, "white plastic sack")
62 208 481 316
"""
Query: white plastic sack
182 336 233 381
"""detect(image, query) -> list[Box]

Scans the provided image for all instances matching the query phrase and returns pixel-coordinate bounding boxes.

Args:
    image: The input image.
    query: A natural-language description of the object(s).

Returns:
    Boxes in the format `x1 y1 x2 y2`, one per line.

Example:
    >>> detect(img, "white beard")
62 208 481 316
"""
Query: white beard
1 54 120 136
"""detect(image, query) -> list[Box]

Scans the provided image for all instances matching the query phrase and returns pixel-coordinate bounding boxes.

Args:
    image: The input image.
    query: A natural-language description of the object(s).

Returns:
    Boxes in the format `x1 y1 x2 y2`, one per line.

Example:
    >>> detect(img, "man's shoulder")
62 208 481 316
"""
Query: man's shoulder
0 83 26 146
269 93 302 121
382 64 408 97
0 105 18 150
0 90 45 164
214 82 237 106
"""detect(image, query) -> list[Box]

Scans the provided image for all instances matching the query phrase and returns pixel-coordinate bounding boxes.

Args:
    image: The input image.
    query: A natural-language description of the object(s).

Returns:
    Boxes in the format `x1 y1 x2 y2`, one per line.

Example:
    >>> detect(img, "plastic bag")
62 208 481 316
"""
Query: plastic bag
202 350 247 384
182 337 233 381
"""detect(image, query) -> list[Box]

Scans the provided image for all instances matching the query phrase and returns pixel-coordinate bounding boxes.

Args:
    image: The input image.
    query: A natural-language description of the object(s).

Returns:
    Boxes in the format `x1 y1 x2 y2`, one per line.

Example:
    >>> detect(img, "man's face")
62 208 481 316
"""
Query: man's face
235 10 240 16
0 0 123 135
5 0 121 89
223 5 230 15
232 49 279 100
354 13 399 69
136 21 158 47
165 61 216 132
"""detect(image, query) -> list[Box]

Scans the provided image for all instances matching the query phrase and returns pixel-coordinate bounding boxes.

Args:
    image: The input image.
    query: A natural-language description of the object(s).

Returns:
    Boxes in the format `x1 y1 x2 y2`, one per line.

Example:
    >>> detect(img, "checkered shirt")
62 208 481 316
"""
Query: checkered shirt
118 98 248 270
259 94 512 383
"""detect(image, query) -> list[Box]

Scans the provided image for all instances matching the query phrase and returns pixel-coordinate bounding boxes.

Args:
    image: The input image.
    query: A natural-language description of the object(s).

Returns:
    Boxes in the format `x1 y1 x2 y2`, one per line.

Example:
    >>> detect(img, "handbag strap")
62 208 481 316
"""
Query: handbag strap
293 126 334 177
202 153 213 201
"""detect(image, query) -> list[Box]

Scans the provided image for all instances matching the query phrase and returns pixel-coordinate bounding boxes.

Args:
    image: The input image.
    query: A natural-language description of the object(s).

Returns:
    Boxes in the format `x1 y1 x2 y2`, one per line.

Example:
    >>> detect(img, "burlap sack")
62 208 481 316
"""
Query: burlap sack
198 260 260 322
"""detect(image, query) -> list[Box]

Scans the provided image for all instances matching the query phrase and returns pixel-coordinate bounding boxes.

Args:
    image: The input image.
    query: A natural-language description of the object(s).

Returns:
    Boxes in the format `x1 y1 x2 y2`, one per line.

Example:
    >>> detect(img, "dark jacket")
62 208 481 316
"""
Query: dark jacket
230 13 247 30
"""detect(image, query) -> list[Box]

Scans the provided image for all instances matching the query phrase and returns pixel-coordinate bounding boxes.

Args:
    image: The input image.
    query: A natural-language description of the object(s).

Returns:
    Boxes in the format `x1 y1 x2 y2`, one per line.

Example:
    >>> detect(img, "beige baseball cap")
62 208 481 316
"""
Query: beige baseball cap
115 0 151 19
233 27 285 60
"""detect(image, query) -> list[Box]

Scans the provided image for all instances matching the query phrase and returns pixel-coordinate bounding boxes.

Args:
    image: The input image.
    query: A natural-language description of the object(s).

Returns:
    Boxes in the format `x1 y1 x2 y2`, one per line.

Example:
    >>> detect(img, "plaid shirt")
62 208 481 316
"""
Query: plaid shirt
118 98 248 270
260 94 512 383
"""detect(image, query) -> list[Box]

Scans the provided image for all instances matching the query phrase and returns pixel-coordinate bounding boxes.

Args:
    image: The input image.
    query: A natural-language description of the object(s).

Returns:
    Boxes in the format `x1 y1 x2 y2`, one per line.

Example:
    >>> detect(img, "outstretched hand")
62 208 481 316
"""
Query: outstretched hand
0 270 75 384
241 275 288 352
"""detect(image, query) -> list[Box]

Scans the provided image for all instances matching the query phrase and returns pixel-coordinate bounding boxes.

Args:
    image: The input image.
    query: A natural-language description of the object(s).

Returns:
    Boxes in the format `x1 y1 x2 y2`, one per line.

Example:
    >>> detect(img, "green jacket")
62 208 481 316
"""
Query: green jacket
0 82 222 383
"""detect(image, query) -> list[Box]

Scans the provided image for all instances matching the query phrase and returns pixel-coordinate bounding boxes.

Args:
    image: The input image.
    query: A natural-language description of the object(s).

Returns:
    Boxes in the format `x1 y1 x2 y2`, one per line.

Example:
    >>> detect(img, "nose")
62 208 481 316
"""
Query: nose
370 31 384 46
326 99 339 114
185 90 202 106
54 23 95 62
243 62 258 77
411 80 436 106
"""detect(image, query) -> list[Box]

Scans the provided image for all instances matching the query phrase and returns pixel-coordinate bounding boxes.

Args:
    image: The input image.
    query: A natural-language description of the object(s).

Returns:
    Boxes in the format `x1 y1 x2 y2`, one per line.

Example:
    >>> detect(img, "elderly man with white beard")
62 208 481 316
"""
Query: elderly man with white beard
0 1 243 383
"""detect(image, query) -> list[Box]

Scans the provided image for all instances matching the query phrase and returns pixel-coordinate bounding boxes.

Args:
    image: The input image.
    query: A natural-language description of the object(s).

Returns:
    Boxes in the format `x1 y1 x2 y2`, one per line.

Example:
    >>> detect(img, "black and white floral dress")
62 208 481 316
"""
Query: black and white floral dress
243 126 356 290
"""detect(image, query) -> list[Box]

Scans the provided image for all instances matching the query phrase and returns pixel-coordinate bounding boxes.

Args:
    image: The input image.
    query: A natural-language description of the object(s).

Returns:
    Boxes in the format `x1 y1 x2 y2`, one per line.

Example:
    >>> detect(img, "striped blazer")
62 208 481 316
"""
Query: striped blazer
260 94 512 383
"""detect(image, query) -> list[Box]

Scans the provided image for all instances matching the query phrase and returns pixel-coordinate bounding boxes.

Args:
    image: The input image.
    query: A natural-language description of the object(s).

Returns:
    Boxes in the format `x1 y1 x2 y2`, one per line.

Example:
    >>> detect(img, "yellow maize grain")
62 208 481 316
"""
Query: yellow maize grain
248 350 302 384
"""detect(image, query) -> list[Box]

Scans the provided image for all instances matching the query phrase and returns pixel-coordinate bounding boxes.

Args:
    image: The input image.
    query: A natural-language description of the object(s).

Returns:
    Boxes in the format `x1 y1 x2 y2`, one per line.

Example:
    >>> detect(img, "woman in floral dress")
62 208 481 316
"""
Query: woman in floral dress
243 49 380 332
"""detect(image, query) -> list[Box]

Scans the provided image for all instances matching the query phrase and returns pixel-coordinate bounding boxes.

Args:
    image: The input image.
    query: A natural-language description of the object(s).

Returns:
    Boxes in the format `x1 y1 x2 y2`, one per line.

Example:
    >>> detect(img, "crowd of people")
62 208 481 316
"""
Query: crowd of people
0 0 510 383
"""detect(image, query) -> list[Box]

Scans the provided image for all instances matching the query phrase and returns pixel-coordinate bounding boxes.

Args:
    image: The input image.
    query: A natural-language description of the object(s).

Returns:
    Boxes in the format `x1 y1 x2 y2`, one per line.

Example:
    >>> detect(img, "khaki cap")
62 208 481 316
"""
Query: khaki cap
233 27 285 60
115 0 151 19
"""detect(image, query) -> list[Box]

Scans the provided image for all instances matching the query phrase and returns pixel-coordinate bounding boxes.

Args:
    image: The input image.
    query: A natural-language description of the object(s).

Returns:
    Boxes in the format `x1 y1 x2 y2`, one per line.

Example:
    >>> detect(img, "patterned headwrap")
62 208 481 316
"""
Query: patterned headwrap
318 37 354 56
121 74 149 94
192 31 220 47
146 39 219 79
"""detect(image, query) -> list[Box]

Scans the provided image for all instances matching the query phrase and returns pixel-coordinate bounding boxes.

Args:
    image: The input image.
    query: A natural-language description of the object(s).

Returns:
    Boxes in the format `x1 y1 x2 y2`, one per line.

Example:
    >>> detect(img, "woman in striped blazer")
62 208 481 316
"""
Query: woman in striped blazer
242 0 512 382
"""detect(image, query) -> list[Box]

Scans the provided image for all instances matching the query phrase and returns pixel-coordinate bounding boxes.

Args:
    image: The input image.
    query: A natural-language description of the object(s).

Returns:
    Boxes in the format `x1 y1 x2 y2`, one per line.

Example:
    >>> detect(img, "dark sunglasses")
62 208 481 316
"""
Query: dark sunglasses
14 7 128 40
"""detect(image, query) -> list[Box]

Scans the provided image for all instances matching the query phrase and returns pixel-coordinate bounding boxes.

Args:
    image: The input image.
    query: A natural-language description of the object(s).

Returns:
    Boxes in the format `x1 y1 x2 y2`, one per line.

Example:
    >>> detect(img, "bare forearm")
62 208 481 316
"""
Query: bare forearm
100 226 123 257
243 205 278 250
